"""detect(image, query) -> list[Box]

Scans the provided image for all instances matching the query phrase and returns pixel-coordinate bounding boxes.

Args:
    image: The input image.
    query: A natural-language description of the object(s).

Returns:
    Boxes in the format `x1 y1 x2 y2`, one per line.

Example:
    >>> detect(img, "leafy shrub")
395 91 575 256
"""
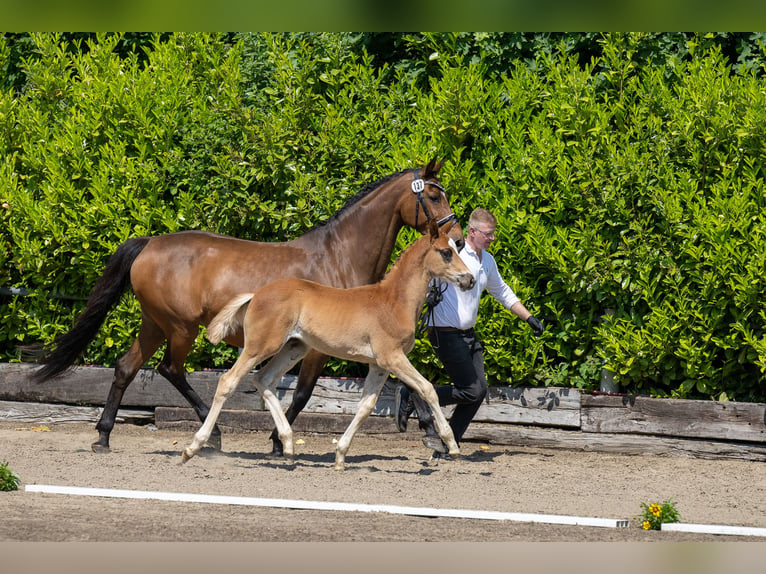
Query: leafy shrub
2 33 766 402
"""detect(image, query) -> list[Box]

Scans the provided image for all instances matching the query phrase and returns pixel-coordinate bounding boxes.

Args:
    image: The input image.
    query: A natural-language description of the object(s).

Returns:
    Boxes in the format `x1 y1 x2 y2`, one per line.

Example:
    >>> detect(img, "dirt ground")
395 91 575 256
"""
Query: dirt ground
1 420 766 543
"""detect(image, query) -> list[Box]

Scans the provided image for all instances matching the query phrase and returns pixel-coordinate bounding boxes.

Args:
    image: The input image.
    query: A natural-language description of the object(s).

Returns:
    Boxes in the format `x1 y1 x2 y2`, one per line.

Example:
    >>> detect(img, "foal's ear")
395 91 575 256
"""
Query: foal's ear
428 218 440 241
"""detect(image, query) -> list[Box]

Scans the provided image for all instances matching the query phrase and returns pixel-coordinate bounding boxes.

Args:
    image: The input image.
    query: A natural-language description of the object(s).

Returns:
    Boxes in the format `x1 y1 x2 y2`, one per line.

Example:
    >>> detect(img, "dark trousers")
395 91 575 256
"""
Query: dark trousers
427 328 487 443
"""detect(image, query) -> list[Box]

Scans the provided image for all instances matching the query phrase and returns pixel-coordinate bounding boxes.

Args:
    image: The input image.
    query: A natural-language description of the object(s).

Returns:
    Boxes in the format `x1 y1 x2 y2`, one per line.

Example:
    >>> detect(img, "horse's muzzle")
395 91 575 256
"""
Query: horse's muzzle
457 273 475 291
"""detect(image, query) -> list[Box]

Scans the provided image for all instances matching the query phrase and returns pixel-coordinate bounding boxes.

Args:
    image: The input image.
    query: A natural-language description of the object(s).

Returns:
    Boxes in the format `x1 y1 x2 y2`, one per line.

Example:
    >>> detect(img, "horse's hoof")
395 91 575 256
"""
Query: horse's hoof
181 450 192 464
91 442 111 454
205 434 222 450
333 464 345 471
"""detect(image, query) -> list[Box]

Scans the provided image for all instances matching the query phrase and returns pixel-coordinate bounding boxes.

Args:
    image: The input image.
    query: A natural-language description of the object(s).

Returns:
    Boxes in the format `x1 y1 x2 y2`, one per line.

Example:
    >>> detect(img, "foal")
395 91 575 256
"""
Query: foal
182 220 475 469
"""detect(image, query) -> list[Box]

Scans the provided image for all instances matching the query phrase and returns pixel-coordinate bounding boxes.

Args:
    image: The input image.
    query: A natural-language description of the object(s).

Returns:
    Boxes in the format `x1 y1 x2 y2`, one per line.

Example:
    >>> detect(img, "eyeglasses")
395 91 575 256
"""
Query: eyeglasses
472 227 495 240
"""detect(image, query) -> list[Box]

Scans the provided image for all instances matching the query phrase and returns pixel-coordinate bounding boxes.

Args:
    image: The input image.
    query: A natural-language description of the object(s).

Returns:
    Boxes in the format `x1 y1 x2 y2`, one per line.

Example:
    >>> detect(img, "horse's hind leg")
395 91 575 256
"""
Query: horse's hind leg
269 350 328 457
94 318 165 453
158 332 222 449
334 366 388 471
254 339 309 462
182 350 260 463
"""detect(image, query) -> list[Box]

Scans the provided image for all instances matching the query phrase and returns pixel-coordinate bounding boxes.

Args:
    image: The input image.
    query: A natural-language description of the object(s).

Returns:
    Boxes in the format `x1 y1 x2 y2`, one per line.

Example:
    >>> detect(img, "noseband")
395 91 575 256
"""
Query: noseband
411 169 459 231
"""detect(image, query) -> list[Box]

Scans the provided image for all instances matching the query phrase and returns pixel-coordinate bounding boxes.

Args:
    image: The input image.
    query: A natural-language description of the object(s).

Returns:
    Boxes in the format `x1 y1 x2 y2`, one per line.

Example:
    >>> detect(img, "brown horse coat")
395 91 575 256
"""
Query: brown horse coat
34 159 461 453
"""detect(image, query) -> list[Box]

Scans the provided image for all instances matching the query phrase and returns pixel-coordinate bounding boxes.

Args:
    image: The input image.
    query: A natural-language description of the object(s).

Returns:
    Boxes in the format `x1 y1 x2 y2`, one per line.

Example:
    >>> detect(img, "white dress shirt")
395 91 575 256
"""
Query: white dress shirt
428 241 519 330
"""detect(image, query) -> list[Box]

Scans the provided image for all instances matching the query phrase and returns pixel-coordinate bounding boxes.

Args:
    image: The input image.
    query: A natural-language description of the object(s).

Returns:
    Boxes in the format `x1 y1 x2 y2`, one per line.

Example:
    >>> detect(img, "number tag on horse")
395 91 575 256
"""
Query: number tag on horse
411 178 425 193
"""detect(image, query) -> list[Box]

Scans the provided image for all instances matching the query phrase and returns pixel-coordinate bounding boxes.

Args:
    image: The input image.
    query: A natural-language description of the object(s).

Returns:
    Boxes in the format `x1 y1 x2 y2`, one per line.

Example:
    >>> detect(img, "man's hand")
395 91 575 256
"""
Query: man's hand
526 315 544 337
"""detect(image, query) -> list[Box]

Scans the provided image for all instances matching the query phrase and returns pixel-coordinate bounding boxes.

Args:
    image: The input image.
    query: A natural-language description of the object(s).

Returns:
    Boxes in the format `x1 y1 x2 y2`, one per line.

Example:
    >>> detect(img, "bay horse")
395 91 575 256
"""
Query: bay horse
32 158 462 454
181 219 475 469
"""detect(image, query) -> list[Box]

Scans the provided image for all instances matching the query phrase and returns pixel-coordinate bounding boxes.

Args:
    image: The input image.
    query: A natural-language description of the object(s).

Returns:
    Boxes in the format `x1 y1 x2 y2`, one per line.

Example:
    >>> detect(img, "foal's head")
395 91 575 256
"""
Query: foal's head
425 219 475 291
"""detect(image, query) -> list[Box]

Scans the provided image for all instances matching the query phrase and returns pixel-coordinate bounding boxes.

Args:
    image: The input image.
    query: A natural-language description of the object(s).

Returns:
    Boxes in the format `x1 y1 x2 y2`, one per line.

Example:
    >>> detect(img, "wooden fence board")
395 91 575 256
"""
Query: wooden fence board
476 386 580 427
462 424 766 462
155 407 407 435
0 400 153 424
4 363 766 459
0 363 223 408
0 363 579 428
581 394 766 443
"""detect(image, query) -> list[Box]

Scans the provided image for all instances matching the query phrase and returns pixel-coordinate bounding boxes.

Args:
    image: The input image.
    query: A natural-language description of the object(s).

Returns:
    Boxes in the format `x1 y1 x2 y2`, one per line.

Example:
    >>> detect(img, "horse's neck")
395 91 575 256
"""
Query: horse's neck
378 238 431 318
299 181 404 282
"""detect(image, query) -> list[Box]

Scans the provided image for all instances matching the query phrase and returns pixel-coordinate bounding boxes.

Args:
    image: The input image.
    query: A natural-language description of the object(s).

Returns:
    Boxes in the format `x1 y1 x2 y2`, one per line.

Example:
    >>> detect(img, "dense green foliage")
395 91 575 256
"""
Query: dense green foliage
2 32 766 401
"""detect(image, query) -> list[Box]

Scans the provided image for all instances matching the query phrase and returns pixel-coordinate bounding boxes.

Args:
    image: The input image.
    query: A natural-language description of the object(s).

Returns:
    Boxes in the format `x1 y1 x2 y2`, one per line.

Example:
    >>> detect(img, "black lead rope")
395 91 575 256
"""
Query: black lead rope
417 279 448 338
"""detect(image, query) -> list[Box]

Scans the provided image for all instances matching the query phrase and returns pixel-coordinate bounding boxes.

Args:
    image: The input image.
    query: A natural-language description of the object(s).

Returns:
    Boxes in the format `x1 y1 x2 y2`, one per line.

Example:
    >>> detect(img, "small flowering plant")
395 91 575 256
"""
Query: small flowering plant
638 498 680 530
0 460 20 492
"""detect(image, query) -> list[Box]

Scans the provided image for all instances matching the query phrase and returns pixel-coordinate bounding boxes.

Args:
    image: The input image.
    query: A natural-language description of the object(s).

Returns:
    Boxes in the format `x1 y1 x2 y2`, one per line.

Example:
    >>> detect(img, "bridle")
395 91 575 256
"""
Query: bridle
411 169 459 232
411 168 460 339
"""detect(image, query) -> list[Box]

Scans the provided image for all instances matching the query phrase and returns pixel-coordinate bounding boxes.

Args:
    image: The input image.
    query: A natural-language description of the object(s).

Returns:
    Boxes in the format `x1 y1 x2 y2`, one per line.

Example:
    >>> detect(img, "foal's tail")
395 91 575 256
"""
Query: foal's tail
31 237 152 383
206 293 254 345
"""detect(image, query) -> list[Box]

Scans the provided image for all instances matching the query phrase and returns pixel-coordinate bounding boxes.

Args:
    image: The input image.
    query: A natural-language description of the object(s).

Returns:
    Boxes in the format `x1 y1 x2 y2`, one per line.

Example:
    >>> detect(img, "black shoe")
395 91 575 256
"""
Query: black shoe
422 435 447 453
430 450 452 461
394 384 414 432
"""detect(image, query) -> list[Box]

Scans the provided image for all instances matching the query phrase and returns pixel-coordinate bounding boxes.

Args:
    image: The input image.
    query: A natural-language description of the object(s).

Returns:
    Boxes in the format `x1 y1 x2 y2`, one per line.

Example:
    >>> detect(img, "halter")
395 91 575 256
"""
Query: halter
411 168 459 341
411 169 459 232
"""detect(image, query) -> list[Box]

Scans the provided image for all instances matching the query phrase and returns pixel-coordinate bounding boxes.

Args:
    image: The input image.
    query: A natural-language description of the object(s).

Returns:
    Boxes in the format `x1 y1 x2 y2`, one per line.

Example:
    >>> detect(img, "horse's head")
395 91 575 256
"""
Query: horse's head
400 157 464 251
426 219 474 291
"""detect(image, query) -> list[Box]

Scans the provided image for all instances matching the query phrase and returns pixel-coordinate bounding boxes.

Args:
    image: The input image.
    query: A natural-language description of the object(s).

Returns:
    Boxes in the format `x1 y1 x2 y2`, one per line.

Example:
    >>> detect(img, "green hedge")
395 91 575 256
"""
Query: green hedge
2 33 766 402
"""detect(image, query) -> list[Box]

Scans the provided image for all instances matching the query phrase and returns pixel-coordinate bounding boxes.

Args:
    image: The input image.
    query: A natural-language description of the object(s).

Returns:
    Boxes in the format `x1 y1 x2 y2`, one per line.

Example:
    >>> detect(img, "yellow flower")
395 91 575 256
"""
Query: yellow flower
642 521 652 530
649 504 662 517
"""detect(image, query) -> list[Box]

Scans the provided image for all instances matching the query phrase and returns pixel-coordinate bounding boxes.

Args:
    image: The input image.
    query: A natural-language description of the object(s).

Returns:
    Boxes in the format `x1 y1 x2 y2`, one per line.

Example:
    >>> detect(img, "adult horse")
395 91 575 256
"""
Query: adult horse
182 219 474 469
33 158 462 453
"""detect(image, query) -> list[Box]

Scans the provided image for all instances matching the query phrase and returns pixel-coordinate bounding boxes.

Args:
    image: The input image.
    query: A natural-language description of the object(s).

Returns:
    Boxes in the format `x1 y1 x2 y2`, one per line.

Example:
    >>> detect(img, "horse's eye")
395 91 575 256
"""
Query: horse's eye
440 248 453 262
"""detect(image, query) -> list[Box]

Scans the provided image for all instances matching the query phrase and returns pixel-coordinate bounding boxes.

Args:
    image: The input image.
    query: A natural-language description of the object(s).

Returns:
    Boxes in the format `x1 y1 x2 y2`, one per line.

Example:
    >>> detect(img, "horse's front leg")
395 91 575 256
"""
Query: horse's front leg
334 366 388 471
387 357 460 459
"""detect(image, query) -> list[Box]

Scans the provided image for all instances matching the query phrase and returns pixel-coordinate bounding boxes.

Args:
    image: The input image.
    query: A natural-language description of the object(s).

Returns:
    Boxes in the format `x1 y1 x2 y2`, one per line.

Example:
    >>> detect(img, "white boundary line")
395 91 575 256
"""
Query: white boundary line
26 484 628 529
662 522 766 537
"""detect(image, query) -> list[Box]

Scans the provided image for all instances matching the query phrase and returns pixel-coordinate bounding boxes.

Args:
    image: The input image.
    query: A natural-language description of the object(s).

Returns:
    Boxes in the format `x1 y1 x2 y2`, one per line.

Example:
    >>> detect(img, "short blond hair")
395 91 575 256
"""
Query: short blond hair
468 208 497 229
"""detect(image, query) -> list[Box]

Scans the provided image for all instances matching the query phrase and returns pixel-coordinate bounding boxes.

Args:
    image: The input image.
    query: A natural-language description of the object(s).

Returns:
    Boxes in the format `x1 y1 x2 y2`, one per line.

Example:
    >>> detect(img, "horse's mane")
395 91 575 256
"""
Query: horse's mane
378 225 431 281
308 168 412 232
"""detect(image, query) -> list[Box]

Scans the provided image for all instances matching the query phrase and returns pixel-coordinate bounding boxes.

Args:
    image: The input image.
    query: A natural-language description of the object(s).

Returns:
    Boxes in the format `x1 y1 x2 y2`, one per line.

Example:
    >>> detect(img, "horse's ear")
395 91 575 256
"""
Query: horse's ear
424 156 446 179
428 218 439 241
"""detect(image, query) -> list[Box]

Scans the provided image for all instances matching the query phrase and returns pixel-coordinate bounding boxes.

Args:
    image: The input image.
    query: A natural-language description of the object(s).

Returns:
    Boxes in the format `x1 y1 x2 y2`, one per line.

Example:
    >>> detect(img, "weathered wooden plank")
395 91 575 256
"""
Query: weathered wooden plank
463 423 766 462
581 394 766 443
0 363 313 411
0 363 222 408
155 407 407 435
157 381 580 428
0 400 153 424
474 387 580 427
6 363 766 445
0 364 580 428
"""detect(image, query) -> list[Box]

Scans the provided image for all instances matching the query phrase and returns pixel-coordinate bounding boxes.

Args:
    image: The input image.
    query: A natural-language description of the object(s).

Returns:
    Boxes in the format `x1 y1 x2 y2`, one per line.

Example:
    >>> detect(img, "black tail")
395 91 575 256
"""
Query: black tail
32 236 152 382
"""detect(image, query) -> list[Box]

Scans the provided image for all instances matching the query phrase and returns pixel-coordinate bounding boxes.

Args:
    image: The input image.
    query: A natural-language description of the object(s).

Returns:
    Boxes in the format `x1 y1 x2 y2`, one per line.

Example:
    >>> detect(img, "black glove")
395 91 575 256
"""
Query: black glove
526 315 544 337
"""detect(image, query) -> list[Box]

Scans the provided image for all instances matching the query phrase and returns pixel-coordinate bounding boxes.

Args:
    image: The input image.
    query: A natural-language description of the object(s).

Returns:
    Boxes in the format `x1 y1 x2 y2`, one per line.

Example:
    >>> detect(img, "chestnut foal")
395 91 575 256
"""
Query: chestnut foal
182 219 474 469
